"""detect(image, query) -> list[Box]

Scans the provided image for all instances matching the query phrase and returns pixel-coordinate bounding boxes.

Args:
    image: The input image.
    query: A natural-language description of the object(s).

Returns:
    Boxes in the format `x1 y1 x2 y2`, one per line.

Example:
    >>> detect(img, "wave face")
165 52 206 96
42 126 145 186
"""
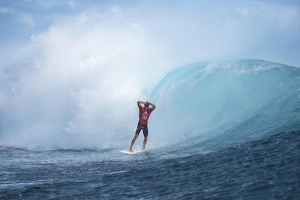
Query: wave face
150 59 300 150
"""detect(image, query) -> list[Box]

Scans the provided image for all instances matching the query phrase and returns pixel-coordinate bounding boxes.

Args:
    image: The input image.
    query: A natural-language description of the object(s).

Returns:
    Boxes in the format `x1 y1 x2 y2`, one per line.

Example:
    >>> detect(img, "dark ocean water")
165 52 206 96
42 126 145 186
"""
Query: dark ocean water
1 130 299 199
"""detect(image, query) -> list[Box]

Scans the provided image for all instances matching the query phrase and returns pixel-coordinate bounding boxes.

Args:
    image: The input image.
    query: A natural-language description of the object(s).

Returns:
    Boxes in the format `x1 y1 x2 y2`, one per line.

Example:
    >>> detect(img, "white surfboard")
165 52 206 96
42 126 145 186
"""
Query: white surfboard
119 150 144 154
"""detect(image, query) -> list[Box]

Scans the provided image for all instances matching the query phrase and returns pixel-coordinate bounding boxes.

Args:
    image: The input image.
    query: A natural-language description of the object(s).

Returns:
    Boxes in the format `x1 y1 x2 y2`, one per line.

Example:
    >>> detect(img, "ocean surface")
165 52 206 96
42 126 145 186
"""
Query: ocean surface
1 59 300 199
1 131 299 199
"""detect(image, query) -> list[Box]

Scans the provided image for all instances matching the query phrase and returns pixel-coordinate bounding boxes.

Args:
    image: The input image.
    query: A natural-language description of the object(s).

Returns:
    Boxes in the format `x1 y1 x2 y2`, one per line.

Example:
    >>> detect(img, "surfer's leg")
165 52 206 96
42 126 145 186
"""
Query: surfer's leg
143 136 148 150
130 122 142 152
142 125 148 150
130 134 139 152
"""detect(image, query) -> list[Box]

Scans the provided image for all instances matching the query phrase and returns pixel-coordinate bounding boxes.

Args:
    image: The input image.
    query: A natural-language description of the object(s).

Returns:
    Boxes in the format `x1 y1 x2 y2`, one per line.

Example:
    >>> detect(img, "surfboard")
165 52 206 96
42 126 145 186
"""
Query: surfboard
119 150 144 154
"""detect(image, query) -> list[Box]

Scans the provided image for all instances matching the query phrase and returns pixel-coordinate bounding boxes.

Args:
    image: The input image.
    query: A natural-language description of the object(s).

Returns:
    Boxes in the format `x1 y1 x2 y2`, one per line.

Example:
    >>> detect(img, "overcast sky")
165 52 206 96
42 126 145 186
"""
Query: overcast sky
0 0 300 66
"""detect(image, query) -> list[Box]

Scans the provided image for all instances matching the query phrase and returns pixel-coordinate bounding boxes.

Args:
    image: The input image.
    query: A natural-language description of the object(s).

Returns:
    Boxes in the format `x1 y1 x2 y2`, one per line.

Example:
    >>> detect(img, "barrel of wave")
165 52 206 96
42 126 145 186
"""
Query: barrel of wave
149 59 300 145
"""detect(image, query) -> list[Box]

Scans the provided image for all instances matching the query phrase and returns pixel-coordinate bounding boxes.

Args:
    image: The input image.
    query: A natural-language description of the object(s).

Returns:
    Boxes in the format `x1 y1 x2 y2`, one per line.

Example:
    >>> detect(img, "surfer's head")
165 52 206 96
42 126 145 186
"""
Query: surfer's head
145 102 149 107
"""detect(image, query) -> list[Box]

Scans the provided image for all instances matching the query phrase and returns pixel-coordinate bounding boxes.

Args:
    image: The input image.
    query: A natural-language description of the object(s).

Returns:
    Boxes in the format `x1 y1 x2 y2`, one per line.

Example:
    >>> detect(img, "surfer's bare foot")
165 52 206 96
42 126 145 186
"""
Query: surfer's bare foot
142 147 146 150
129 149 134 153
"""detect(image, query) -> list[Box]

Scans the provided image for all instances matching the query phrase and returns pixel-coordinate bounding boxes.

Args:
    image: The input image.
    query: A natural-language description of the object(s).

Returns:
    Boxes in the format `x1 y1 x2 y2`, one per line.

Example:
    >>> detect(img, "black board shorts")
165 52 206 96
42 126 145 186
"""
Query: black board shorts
135 122 148 137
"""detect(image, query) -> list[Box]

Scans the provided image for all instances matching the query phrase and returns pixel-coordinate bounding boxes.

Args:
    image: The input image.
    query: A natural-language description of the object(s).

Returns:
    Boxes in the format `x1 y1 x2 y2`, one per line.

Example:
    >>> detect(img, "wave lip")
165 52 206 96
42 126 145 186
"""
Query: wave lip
150 59 300 147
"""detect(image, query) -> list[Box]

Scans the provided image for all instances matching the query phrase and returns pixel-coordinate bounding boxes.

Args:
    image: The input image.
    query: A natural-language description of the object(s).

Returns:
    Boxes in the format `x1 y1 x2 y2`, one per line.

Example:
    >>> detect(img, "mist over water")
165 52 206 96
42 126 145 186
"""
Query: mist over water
0 10 173 150
0 1 300 150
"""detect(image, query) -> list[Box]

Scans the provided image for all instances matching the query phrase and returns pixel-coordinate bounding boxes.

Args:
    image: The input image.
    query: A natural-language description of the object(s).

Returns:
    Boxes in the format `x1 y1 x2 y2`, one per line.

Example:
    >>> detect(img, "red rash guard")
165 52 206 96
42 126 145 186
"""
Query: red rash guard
139 106 153 124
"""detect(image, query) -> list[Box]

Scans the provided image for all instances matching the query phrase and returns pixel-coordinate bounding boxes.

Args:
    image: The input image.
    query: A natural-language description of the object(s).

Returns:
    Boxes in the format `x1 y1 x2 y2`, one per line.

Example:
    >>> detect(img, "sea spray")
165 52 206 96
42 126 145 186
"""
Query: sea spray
0 12 172 150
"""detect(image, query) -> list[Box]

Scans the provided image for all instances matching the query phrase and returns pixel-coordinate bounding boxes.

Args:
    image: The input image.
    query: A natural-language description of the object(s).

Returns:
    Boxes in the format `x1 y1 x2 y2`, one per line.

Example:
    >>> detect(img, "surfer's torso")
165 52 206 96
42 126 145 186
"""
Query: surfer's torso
138 106 152 124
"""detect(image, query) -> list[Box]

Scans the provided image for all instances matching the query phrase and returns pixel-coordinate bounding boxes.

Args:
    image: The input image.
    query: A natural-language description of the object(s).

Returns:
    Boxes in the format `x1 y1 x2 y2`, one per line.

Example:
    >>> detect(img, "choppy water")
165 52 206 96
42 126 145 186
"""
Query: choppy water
1 131 299 199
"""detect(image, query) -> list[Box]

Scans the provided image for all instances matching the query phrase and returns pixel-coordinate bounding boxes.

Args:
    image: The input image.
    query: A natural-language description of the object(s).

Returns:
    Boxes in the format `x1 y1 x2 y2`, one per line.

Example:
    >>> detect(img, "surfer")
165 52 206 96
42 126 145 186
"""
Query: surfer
129 101 156 152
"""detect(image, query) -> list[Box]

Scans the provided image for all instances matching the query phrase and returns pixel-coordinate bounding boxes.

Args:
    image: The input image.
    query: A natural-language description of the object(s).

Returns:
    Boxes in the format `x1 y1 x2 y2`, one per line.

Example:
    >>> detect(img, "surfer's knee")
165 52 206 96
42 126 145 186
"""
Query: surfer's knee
133 134 139 139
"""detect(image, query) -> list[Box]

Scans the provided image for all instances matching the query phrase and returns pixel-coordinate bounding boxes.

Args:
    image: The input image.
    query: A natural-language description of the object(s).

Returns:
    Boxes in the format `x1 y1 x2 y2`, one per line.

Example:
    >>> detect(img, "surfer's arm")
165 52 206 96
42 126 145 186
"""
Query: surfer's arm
149 103 156 111
137 100 146 107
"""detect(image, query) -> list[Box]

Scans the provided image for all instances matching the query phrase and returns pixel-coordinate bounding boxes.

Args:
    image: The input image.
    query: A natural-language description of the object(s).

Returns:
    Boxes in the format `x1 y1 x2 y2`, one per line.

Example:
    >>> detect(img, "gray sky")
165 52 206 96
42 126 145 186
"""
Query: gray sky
0 0 300 66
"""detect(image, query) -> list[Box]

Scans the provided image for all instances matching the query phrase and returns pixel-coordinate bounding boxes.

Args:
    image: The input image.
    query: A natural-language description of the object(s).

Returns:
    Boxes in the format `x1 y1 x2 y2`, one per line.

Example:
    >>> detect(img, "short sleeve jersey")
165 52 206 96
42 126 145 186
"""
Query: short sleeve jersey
139 106 153 124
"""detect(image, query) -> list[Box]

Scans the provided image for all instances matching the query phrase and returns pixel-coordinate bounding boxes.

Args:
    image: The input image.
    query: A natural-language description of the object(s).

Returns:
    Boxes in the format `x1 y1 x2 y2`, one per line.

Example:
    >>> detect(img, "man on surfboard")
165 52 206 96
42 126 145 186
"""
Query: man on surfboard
129 101 156 152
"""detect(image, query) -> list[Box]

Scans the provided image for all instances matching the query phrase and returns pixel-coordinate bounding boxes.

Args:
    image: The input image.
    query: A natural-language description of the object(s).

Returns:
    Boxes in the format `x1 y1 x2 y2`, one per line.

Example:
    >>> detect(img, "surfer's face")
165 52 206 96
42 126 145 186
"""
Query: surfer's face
145 104 149 108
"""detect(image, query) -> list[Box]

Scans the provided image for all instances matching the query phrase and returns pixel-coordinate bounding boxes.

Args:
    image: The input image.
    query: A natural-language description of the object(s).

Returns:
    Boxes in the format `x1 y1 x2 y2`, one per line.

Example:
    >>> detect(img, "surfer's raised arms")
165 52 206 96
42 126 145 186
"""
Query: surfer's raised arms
149 102 156 111
137 101 156 111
